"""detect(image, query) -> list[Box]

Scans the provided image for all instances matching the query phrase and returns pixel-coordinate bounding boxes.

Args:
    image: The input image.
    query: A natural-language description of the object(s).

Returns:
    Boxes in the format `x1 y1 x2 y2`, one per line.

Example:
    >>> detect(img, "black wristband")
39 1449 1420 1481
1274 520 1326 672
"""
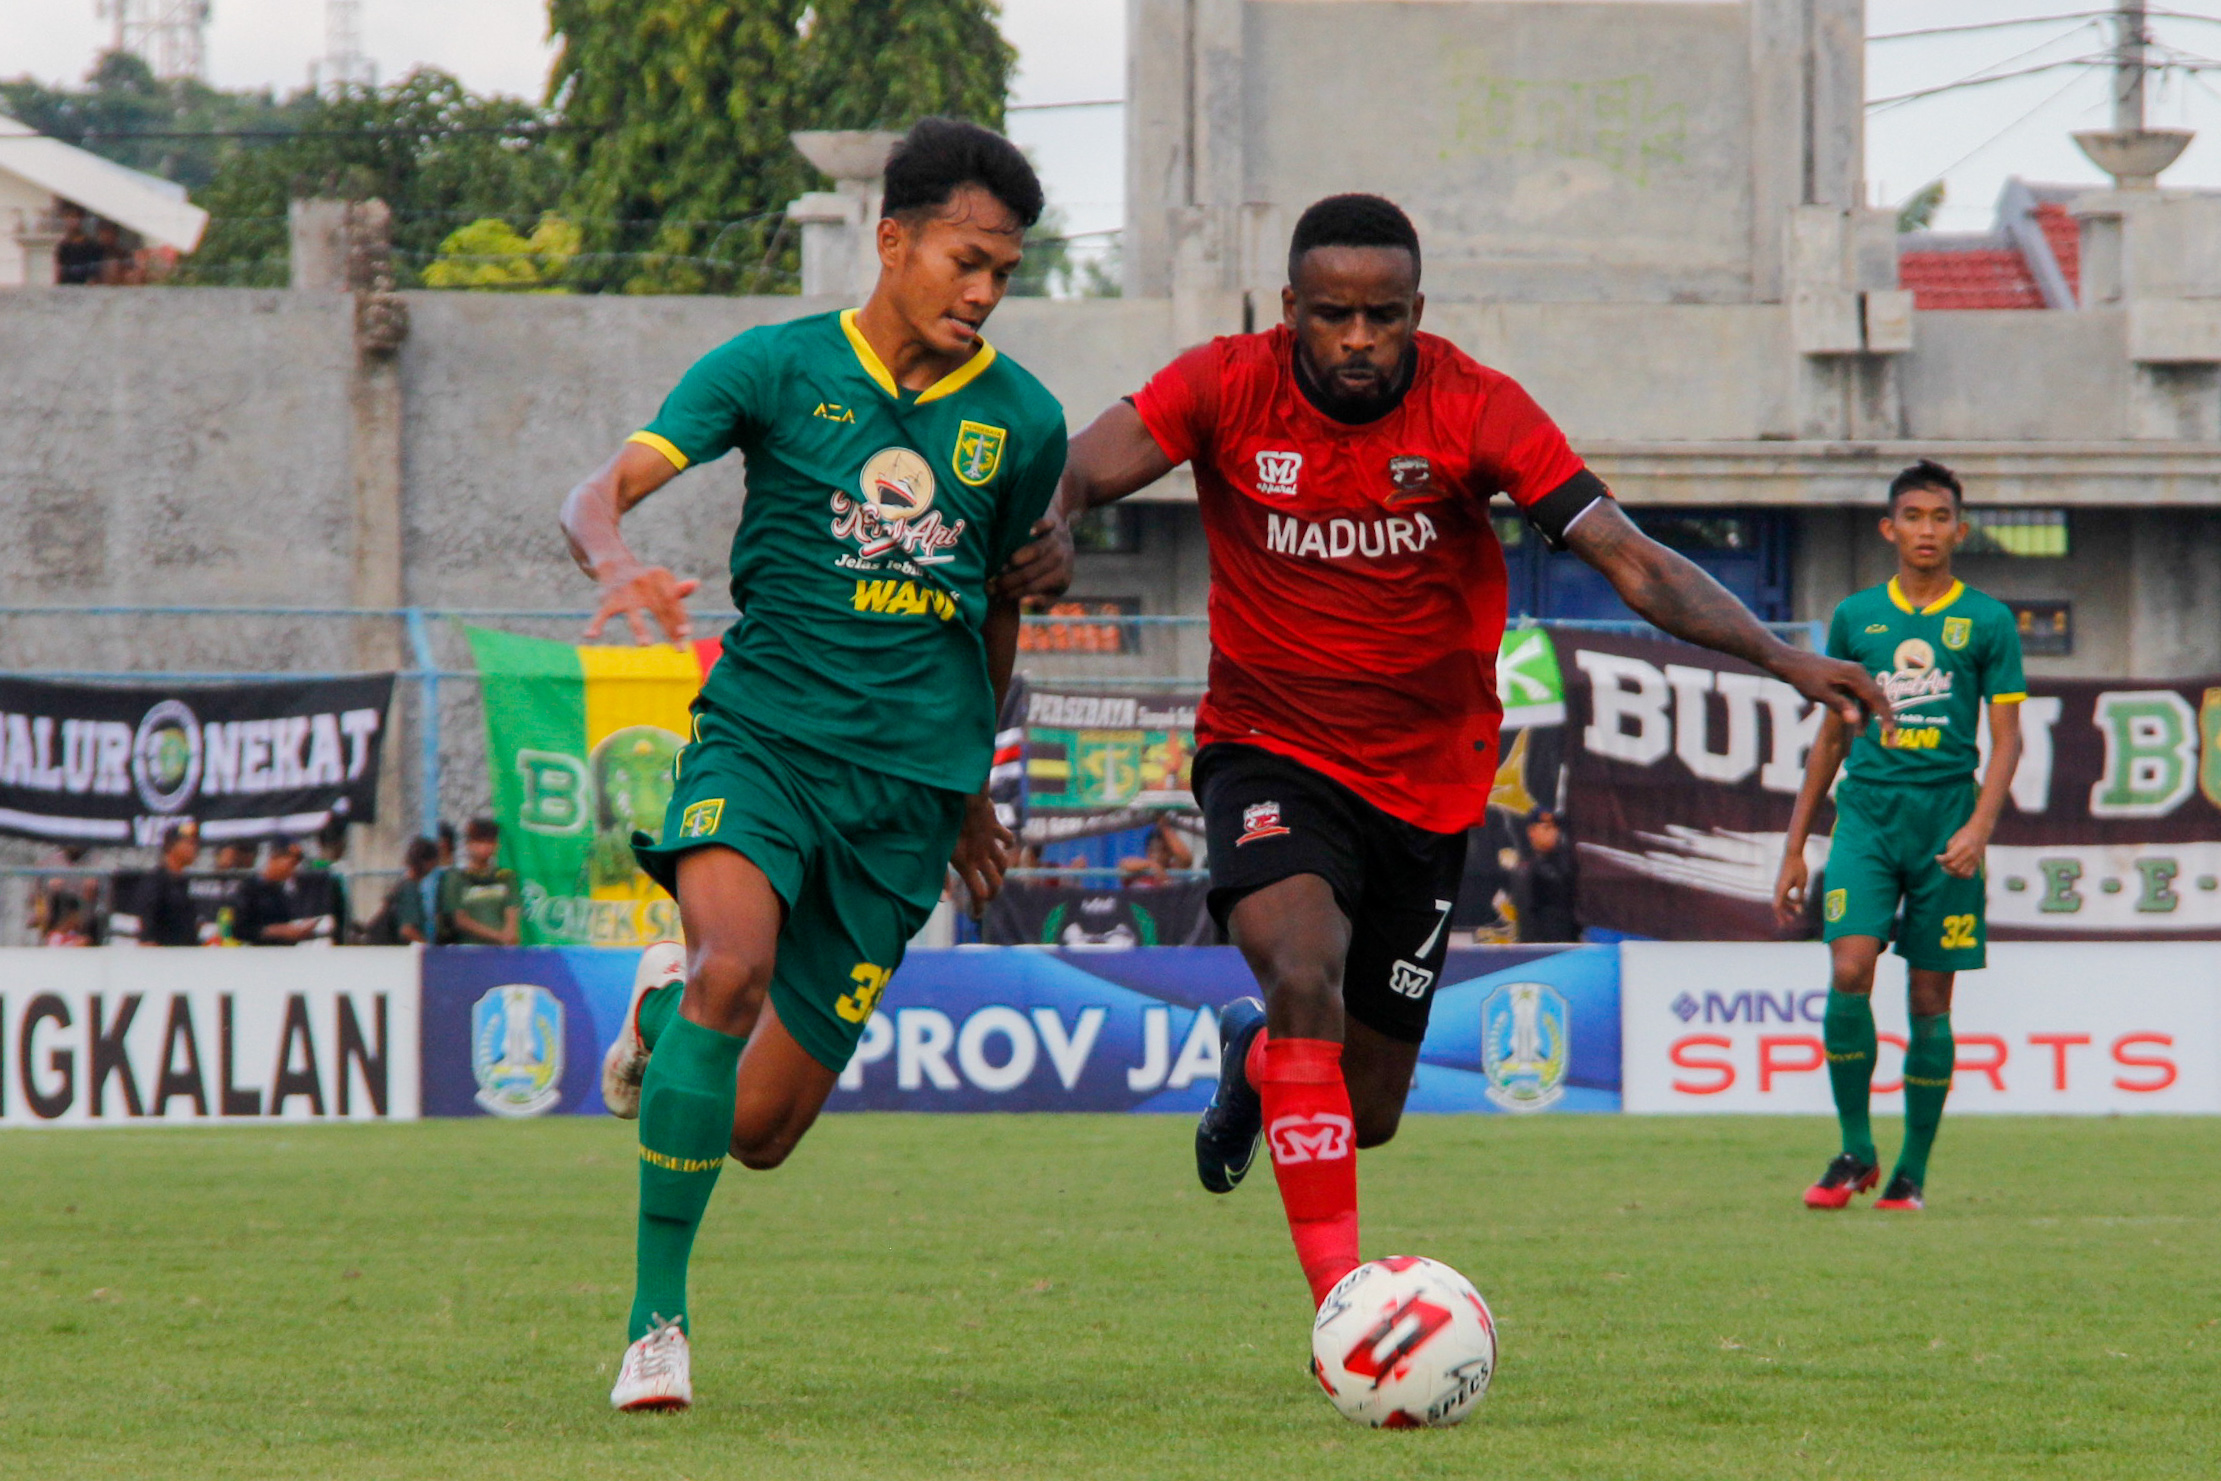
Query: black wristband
1523 469 1611 551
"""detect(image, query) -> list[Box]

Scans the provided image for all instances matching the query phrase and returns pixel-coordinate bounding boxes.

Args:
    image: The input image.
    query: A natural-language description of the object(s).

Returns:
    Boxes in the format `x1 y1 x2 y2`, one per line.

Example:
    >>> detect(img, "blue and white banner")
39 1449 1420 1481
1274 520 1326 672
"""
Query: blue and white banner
417 945 1621 1117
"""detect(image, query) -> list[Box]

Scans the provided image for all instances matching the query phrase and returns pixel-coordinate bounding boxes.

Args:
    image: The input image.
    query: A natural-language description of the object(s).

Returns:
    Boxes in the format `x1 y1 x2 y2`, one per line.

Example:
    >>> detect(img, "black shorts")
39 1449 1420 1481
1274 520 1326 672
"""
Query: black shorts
1195 743 1468 1045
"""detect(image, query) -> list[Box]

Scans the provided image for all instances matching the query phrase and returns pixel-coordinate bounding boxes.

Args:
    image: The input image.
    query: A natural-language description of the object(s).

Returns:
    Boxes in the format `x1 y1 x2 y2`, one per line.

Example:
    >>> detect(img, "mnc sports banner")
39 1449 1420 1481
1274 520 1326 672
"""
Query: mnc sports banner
417 944 1621 1116
1620 941 2221 1114
0 674 391 845
466 627 725 948
0 947 420 1125
1557 630 2221 939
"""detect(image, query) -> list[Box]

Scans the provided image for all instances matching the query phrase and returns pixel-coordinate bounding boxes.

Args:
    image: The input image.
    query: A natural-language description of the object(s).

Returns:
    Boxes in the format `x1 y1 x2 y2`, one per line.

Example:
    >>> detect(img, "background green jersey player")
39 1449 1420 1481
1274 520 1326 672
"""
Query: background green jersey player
1775 460 2026 1214
557 119 1066 1412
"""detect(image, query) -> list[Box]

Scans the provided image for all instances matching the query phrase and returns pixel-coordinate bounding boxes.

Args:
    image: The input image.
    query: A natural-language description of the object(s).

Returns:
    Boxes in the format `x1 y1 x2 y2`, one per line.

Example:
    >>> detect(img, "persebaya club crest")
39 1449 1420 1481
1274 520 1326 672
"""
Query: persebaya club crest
952 420 1007 486
1942 615 1972 650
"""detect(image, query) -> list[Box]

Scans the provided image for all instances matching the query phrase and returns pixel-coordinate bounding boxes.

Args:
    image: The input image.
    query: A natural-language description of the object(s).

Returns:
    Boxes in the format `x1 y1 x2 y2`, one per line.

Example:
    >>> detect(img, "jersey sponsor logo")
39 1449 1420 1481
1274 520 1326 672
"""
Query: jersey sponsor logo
1237 800 1291 845
1943 615 1972 650
952 420 1007 486
1268 1111 1353 1164
1265 509 1440 562
1385 454 1440 506
679 797 724 839
1878 637 1954 713
812 402 855 423
1254 449 1303 497
852 577 958 621
831 447 967 567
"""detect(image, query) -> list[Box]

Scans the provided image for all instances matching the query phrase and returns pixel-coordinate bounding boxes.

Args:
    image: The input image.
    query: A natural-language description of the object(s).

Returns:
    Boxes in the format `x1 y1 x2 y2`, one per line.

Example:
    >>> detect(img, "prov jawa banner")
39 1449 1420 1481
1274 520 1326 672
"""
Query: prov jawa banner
1556 629 2221 940
0 674 392 845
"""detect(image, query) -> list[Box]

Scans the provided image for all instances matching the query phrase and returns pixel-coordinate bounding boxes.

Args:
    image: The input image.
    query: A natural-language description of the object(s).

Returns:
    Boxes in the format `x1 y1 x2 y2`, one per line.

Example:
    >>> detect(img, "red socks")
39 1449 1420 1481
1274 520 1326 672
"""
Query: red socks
1247 1032 1360 1306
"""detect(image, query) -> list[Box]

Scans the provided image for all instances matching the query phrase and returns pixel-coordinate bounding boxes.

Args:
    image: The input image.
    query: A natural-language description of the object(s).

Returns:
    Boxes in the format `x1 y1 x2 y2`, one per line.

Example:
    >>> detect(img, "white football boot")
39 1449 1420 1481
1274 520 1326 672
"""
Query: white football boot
610 1318 692 1411
601 940 687 1120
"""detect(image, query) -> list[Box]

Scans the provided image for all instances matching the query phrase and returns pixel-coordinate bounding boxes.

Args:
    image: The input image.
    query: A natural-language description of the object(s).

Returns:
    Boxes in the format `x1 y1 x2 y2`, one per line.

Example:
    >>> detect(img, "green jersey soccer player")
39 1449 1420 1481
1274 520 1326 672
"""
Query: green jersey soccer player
557 120 1067 1412
1775 460 2026 1214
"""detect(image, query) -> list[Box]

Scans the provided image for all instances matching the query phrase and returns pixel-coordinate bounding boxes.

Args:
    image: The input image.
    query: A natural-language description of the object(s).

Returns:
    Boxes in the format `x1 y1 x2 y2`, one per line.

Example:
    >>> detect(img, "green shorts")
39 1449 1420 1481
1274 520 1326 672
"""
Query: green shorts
632 703 967 1073
1821 777 1987 972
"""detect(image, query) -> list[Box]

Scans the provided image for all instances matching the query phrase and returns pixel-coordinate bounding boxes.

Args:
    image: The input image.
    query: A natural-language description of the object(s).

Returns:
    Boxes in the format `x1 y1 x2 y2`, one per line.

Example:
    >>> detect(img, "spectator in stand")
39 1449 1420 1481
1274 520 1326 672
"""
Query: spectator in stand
437 818 521 946
43 894 93 946
1510 810 1580 944
419 821 457 936
235 840 331 945
308 817 353 941
214 841 256 872
94 220 144 284
54 205 103 285
119 821 202 946
366 836 441 945
1118 817 1195 886
28 842 100 942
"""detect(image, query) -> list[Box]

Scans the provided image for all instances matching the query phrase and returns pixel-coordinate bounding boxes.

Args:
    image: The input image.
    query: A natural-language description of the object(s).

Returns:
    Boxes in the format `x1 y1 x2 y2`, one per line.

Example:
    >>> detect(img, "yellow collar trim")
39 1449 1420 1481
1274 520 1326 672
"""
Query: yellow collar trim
1888 576 1965 615
839 308 996 404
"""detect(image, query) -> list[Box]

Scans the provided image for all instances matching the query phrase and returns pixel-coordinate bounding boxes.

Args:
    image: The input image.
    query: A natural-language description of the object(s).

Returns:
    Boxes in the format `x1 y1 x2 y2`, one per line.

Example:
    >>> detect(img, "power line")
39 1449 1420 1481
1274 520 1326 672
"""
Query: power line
1006 98 1123 112
1888 70 2095 209
1868 53 2115 109
1872 6 2221 43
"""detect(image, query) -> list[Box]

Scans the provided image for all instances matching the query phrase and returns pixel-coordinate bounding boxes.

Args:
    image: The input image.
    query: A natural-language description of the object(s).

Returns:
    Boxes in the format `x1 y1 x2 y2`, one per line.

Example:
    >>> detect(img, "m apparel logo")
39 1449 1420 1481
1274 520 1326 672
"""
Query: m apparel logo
1268 1112 1353 1164
1254 449 1303 497
1237 800 1291 845
1265 510 1440 562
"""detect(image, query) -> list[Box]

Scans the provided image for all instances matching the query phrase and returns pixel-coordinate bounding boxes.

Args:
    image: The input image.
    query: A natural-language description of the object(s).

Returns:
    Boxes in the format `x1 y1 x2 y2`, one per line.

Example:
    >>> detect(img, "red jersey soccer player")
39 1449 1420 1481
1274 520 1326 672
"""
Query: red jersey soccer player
1002 195 1888 1313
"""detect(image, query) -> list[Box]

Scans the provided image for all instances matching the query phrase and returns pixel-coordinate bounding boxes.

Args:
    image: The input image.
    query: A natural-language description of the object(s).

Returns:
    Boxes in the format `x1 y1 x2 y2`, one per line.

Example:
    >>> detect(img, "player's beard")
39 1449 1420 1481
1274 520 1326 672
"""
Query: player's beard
1295 345 1416 425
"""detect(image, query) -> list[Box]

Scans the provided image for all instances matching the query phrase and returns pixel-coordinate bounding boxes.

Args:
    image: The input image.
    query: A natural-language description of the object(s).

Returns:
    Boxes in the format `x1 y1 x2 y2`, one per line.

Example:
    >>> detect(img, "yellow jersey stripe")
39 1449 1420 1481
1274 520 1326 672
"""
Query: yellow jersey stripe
1991 691 2028 704
1886 576 1966 615
627 430 689 471
917 341 999 403
839 309 900 397
839 307 997 403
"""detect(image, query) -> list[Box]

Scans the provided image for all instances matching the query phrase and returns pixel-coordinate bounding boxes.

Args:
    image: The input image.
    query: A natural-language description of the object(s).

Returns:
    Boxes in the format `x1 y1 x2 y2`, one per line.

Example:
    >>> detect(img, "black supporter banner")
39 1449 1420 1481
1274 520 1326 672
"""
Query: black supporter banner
0 674 394 844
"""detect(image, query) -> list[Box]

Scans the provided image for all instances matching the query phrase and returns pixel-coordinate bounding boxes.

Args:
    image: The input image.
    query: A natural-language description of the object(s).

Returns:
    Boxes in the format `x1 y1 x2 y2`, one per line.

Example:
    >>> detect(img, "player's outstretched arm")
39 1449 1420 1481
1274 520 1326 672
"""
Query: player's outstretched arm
990 401 1176 602
1938 700 2022 879
1564 501 1889 732
1774 711 1849 925
560 441 701 645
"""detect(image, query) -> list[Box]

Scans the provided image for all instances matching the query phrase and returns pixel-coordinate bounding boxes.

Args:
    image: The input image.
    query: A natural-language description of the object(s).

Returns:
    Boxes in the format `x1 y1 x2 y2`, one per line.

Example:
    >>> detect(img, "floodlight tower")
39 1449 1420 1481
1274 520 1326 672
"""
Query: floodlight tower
96 0 212 83
321 0 376 93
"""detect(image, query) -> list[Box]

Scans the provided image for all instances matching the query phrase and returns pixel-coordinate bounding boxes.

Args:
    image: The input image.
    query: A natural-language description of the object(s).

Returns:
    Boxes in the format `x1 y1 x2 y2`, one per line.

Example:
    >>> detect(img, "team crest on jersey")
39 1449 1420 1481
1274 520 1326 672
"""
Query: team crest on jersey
952 420 1007 486
832 446 966 567
1942 615 1971 650
679 798 724 839
1237 800 1292 845
1825 888 1847 923
1254 450 1302 498
1385 455 1440 506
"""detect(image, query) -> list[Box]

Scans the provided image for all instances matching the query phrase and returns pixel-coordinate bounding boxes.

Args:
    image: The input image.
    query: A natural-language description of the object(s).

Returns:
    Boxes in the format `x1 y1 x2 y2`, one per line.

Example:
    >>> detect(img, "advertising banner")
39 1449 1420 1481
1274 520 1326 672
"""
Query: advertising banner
0 947 420 1125
1557 630 2221 939
466 627 724 948
0 673 392 845
417 944 1622 1116
1019 685 1201 843
1620 941 2221 1114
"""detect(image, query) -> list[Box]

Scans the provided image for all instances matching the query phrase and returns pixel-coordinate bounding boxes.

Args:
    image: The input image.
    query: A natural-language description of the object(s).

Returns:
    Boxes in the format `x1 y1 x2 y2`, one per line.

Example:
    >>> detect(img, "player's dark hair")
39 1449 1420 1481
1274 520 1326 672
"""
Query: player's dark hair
465 816 500 843
406 836 440 873
882 117 1044 230
1888 459 1963 512
1287 194 1422 285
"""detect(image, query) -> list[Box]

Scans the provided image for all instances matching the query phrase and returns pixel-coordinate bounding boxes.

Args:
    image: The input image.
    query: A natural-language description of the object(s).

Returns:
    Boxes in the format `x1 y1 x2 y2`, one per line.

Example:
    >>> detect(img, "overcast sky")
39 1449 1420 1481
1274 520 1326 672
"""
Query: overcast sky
6 0 2221 238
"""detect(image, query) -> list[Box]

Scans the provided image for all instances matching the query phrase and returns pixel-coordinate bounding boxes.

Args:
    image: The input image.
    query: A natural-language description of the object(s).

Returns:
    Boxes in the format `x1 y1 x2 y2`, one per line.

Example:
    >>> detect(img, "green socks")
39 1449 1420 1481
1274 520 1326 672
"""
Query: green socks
636 980 682 1051
1894 1014 1955 1187
629 1013 746 1341
1823 990 1878 1166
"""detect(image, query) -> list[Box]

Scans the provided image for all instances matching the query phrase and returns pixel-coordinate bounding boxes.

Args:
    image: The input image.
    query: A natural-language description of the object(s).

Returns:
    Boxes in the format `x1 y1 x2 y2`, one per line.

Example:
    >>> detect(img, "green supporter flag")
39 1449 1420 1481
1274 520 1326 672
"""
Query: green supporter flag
465 625 718 946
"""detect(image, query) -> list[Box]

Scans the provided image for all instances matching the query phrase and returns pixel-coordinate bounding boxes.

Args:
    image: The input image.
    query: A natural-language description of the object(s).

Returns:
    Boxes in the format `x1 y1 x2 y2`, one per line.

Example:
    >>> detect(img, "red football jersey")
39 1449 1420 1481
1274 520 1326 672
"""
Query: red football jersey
1131 326 1595 834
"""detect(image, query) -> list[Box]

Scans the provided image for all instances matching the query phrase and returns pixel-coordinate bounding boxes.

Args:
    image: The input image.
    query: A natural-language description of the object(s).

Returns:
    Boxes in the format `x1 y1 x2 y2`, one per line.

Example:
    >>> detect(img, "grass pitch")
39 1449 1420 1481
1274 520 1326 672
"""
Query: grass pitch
3 1115 2217 1480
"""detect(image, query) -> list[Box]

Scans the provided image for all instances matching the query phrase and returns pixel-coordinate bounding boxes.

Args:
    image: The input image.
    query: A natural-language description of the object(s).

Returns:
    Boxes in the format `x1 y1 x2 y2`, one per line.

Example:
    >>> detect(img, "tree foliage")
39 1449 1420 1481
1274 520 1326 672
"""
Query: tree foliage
422 213 582 290
0 51 297 194
549 0 1013 293
178 70 569 287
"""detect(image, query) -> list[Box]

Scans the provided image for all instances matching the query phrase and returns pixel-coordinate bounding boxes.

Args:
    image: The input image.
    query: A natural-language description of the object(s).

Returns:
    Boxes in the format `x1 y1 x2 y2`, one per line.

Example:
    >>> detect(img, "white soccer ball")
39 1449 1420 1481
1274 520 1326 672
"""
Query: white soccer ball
1310 1256 1497 1428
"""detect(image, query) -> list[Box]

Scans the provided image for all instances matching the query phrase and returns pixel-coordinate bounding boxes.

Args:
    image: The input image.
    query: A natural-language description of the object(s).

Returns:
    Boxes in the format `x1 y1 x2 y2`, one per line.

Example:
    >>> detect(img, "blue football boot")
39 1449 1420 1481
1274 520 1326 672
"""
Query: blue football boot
1195 996 1269 1194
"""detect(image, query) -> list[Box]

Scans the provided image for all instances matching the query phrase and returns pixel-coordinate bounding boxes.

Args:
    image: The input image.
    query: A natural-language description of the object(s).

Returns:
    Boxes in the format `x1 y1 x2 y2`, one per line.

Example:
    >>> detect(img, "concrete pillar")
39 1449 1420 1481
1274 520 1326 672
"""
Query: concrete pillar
2129 510 2221 676
788 130 902 302
1123 0 1190 297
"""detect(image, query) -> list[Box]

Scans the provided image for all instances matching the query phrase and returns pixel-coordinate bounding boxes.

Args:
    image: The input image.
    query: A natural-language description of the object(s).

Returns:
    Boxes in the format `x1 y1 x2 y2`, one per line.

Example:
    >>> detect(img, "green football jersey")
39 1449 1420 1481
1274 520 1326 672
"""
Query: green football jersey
633 309 1066 795
1826 577 2027 786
